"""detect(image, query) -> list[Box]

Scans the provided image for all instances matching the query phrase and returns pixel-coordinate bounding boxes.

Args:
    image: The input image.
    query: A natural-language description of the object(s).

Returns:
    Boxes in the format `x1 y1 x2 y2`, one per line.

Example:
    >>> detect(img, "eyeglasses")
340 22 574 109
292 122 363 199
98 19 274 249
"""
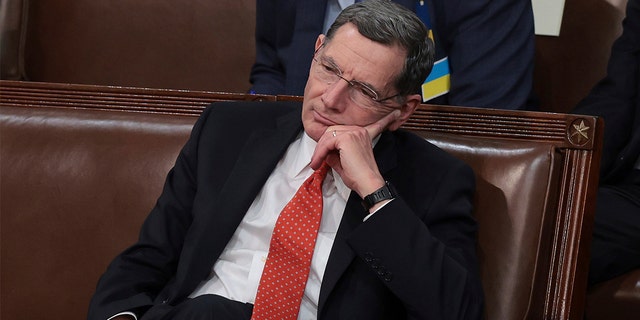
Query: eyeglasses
312 51 402 111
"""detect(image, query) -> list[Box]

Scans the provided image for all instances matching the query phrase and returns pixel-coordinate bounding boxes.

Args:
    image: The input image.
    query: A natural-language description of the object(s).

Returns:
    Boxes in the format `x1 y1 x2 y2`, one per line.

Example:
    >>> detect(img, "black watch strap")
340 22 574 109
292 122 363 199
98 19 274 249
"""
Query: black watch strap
361 181 397 210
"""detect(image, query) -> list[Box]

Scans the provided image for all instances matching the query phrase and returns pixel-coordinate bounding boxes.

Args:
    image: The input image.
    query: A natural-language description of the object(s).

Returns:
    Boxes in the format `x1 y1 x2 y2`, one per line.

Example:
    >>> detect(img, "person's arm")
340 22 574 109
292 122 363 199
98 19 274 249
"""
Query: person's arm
348 159 483 319
87 107 215 320
435 0 535 110
310 109 482 319
249 0 288 94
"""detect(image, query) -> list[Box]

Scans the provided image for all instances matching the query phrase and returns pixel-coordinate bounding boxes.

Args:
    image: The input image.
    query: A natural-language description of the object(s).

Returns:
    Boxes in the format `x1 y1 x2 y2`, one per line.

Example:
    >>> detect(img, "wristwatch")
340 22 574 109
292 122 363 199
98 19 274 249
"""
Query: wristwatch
361 181 397 210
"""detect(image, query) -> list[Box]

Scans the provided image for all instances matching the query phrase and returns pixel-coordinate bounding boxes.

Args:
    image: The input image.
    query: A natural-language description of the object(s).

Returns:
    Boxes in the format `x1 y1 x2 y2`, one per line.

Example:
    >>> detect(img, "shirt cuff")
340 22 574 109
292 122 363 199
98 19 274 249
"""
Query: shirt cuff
362 198 394 221
108 311 137 320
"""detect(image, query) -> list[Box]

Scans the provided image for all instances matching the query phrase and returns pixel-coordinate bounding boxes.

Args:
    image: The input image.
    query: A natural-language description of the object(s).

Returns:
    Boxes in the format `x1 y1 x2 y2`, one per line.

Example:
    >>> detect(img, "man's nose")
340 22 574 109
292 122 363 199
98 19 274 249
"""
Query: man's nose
322 78 351 111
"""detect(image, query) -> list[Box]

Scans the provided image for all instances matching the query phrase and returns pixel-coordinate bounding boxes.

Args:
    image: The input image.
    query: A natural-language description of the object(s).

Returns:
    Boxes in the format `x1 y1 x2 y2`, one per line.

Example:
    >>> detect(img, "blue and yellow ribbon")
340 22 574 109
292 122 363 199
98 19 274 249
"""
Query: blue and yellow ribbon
416 0 450 102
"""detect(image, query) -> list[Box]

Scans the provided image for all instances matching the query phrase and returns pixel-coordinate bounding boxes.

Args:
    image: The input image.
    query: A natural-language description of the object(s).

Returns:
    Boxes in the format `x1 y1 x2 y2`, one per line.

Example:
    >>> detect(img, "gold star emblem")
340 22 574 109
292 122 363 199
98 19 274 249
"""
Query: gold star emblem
570 120 590 144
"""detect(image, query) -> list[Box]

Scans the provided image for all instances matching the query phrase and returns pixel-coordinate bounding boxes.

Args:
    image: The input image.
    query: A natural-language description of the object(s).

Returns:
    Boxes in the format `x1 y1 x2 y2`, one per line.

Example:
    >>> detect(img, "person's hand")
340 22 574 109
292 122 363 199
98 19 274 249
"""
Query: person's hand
310 110 400 198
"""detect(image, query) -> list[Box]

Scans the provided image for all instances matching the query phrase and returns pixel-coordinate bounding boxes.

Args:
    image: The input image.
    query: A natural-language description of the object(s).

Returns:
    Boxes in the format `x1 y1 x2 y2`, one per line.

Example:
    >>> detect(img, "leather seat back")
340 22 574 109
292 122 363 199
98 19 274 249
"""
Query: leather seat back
0 105 196 319
420 132 560 319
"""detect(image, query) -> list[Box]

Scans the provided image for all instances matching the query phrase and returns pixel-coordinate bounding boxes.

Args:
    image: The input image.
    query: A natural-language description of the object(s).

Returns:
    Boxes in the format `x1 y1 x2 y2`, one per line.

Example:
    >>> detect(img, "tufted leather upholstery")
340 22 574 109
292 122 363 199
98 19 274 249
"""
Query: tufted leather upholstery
0 80 603 319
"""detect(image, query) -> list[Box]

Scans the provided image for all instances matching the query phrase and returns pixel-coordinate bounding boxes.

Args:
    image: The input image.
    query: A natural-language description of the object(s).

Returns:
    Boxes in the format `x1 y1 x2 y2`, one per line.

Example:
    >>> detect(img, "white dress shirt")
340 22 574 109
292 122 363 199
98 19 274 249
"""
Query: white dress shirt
189 132 351 319
112 132 386 320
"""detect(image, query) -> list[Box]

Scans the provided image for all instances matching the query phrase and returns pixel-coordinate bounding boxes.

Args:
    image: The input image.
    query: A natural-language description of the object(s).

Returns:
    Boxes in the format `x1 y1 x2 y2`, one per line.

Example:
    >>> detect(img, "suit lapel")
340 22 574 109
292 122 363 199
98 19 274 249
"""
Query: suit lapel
174 107 303 299
318 131 398 312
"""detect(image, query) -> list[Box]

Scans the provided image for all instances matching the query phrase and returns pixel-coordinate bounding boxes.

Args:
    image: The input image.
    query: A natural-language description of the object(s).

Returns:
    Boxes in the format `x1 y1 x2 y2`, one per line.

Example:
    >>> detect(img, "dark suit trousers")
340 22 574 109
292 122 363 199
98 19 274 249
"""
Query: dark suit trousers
141 295 253 320
589 169 640 286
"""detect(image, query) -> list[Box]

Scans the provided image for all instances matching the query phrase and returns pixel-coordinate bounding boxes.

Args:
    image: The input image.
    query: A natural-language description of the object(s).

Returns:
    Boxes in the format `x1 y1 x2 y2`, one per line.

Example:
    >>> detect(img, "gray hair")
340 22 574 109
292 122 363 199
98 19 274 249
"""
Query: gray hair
326 0 435 97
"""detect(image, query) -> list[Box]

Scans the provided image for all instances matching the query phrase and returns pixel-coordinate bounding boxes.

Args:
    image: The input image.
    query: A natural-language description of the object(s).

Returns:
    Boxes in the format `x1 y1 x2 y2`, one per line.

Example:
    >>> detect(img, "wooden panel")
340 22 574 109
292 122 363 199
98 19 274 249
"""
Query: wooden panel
0 80 273 115
20 0 256 93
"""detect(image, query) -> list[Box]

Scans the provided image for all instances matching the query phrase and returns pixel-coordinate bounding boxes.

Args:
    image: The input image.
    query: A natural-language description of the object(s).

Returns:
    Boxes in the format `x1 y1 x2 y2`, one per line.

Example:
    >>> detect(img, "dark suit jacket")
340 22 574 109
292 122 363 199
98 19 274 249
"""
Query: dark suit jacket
572 0 640 183
249 0 535 110
88 101 483 319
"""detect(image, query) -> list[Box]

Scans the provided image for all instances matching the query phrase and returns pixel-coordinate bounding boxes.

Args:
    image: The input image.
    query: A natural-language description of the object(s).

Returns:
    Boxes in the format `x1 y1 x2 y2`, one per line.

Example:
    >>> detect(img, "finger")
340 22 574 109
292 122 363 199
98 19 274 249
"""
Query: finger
365 109 401 139
325 153 342 173
309 147 328 169
310 129 337 169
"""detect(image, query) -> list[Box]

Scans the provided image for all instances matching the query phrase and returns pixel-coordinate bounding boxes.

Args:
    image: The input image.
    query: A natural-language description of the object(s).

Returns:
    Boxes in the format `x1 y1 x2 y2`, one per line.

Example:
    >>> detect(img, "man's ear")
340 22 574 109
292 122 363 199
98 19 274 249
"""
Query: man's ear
388 93 422 131
315 35 325 52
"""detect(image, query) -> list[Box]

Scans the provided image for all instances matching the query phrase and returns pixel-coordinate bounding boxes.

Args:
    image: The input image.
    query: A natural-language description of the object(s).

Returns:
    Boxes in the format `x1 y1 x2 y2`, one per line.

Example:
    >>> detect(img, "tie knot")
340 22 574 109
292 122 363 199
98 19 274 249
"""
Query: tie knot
315 162 331 181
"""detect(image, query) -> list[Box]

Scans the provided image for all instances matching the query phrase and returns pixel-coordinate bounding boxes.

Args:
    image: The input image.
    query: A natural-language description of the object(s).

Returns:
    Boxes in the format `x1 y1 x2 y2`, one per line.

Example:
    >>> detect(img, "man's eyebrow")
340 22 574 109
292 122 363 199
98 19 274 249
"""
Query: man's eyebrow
320 55 340 70
321 54 383 96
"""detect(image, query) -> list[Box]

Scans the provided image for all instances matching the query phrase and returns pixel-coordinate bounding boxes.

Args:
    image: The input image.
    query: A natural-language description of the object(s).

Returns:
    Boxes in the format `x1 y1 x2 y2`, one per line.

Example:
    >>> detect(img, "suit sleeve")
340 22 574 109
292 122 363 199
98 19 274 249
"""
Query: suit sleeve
436 0 535 110
249 0 288 94
347 159 483 320
87 107 214 320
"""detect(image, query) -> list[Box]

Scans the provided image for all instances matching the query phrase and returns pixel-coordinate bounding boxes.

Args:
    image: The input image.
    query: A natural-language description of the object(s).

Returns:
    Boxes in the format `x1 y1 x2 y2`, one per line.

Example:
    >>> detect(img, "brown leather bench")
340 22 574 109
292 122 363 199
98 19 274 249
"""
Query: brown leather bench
2 0 637 315
0 80 602 319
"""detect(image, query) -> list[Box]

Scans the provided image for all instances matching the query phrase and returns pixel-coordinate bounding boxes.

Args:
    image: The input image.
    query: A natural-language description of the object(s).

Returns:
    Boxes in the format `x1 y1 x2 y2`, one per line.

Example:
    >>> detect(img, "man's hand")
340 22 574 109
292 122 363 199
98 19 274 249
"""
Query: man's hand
310 110 400 198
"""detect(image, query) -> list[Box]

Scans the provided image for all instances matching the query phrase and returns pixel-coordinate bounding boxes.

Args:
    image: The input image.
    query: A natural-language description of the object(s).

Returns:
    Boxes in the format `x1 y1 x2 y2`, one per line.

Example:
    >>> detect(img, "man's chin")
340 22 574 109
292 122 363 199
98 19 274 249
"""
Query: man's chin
301 122 324 142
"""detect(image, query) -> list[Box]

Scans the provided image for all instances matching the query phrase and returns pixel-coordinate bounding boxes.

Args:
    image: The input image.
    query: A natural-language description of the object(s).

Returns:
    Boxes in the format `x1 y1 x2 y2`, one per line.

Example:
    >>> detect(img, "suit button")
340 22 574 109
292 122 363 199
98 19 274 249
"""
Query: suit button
364 252 375 262
378 270 393 281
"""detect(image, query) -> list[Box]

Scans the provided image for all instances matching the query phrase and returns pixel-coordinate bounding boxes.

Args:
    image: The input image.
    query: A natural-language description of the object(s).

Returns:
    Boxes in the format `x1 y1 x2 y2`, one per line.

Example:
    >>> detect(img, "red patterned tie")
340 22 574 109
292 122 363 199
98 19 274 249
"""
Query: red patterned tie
251 162 331 320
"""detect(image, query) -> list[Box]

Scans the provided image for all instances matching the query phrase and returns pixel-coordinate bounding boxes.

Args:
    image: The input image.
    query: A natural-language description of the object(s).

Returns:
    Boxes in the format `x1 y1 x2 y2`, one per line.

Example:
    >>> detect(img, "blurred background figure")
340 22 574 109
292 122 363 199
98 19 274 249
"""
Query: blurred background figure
249 0 537 110
571 0 640 287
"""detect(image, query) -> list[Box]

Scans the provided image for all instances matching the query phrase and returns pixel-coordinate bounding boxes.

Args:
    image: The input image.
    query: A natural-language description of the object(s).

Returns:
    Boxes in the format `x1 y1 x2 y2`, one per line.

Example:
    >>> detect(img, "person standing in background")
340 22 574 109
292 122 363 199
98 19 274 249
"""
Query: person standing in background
571 0 640 287
250 0 537 110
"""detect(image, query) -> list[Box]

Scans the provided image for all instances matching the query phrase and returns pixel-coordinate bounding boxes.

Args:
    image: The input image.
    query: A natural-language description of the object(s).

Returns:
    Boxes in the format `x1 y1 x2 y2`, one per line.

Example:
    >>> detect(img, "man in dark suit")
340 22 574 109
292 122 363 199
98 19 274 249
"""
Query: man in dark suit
572 0 640 286
250 0 536 110
88 2 483 319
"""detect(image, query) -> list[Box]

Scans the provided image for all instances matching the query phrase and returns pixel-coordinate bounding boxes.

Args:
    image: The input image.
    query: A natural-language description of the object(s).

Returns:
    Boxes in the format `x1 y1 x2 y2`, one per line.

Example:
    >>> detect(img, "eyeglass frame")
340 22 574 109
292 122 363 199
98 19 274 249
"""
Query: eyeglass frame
312 45 404 108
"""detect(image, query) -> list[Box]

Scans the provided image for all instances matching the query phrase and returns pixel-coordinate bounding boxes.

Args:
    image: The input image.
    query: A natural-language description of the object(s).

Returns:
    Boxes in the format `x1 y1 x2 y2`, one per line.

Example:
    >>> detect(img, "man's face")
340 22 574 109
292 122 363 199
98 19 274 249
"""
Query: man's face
301 23 414 142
